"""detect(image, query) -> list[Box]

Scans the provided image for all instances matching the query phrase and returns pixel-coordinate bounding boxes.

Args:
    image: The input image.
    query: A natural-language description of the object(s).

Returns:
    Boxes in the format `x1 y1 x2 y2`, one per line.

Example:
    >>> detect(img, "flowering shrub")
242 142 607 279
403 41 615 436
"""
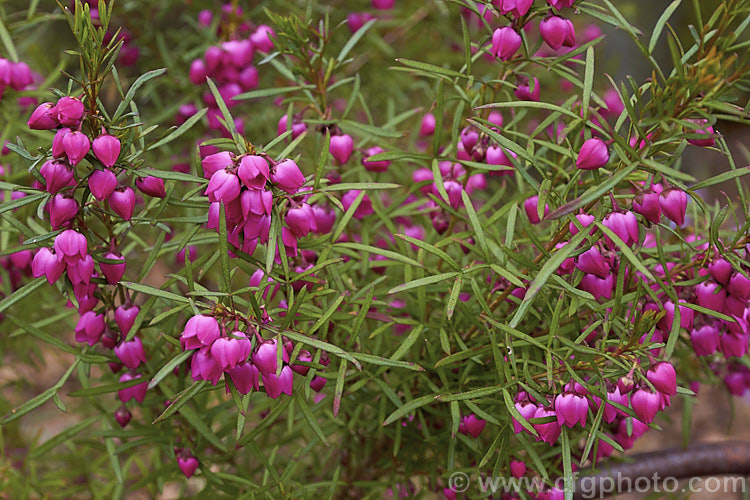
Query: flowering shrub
1 0 750 497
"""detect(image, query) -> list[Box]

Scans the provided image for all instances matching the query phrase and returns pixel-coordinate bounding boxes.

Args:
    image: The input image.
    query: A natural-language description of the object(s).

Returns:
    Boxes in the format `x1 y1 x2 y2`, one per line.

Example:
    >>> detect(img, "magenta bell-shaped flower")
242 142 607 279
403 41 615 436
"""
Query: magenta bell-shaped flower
250 25 275 52
271 159 305 194
262 365 294 399
342 189 374 219
54 96 84 127
512 401 538 434
210 331 252 371
539 16 574 50
28 102 58 130
240 189 273 217
202 151 234 179
190 348 223 385
227 362 260 394
100 252 126 284
491 27 522 61
114 406 131 428
708 258 733 285
52 128 70 159
181 314 220 350
601 387 628 423
66 254 95 285
458 414 487 438
554 392 588 428
524 195 549 224
515 77 541 101
40 160 74 194
362 146 390 172
135 175 166 198
75 311 105 346
54 229 87 263
206 169 241 203
286 203 316 238
115 304 140 337
460 127 479 152
32 247 66 284
580 273 614 300
548 0 575 9
646 362 677 396
49 194 78 229
690 324 720 356
659 188 688 226
178 455 199 478
108 186 135 220
310 375 327 392
237 155 270 190
92 134 121 167
631 388 661 423
312 204 336 234
114 336 147 369
659 300 695 331
576 138 609 170
277 115 308 138
685 119 715 147
728 272 750 302
632 189 661 224
118 373 148 403
330 134 354 164
420 113 436 136
602 211 639 247
89 169 118 200
721 332 749 358
62 131 91 166
569 213 595 235
576 246 610 278
696 281 727 312
189 59 207 85
252 338 289 376
533 407 562 445
496 0 534 16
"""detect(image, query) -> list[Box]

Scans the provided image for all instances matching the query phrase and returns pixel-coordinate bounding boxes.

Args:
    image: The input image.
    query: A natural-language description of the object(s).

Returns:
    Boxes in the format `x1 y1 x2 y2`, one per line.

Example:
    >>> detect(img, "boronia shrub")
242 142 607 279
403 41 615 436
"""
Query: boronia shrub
1 0 749 498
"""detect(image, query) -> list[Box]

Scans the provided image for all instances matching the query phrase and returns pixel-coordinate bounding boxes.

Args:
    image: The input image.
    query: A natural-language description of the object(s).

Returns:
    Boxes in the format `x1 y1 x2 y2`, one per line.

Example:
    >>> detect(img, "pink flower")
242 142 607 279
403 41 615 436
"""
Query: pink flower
74 311 105 346
206 169 241 203
632 189 661 224
554 392 588 427
177 456 199 478
539 16 574 50
210 331 252 371
491 27 522 61
115 304 140 337
362 146 390 172
54 229 87 263
271 159 305 194
237 155 270 190
631 388 660 423
108 186 136 220
658 188 688 226
262 365 294 398
458 414 487 438
40 160 74 194
118 373 148 403
250 25 275 52
31 248 66 284
53 96 84 127
286 203 316 237
181 314 220 350
89 169 118 200
49 194 78 229
62 131 91 166
646 362 677 396
27 102 58 130
330 134 354 164
100 252 126 284
523 195 549 224
576 138 609 170
115 336 147 369
135 175 166 198
92 134 121 167
419 113 436 136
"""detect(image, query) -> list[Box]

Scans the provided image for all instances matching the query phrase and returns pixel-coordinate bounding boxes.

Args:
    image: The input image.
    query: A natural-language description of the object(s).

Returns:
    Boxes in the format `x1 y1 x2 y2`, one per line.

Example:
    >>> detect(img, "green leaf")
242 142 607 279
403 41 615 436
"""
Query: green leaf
112 68 167 121
121 281 190 304
148 350 193 390
233 84 315 101
594 222 656 282
152 380 209 423
0 192 46 215
68 376 147 397
649 0 682 54
461 190 489 259
396 58 467 80
147 108 208 151
395 233 461 271
236 396 292 447
350 353 425 371
0 359 79 424
279 329 362 370
508 229 588 329
309 293 346 334
29 416 99 458
335 242 422 268
0 277 46 314
337 18 377 61
691 166 750 190
0 16 18 62
295 393 329 446
382 394 435 426
180 406 228 452
446 274 463 320
581 46 595 119
387 272 459 295
206 77 246 153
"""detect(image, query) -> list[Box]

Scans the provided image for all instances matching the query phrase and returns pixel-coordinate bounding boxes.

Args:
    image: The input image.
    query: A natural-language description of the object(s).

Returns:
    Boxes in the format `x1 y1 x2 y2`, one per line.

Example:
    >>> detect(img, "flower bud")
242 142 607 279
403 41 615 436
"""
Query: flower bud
49 194 78 229
115 336 147 369
576 138 609 170
631 388 660 423
100 252 126 284
54 96 84 127
632 189 661 224
362 146 390 172
658 188 688 226
646 362 677 396
690 325 720 356
40 160 74 194
330 134 354 164
115 304 140 337
62 131 91 166
88 169 118 200
539 16 571 50
523 195 549 224
286 203 316 238
118 373 148 403
695 281 727 312
420 113 436 136
227 362 260 394
135 175 166 198
74 311 105 346
728 272 750 302
262 365 294 399
211 331 252 371
115 406 132 428
108 186 136 220
250 25 275 52
206 169 241 203
54 229 87 263
533 407 561 445
92 134 121 167
458 414 486 438
554 392 588 428
491 27 522 61
27 102 58 130
708 258 733 285
178 456 199 479
515 77 541 101
271 159 305 194
602 211 639 247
